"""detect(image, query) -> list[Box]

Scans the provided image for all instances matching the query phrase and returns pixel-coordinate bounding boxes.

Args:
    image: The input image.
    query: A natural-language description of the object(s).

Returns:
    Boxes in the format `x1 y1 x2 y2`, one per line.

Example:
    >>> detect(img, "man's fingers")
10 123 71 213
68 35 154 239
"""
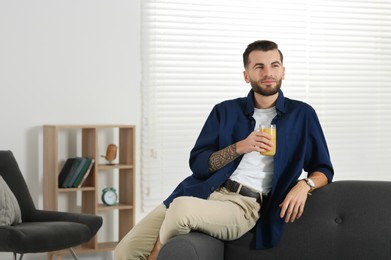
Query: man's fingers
280 200 305 223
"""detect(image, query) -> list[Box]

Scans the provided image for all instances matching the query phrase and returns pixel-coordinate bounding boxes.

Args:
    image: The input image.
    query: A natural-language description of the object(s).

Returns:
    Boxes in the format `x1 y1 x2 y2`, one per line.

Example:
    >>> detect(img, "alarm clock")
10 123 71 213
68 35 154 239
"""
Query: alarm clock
101 187 118 206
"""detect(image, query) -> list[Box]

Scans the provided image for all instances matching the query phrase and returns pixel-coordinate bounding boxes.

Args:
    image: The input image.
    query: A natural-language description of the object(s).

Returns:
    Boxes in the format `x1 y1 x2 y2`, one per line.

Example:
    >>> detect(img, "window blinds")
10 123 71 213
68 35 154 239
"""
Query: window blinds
141 0 391 213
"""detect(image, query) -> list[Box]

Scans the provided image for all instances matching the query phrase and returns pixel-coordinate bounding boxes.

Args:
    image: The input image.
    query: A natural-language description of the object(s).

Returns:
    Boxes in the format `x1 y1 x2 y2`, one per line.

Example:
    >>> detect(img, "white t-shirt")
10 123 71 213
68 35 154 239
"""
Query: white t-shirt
230 107 276 194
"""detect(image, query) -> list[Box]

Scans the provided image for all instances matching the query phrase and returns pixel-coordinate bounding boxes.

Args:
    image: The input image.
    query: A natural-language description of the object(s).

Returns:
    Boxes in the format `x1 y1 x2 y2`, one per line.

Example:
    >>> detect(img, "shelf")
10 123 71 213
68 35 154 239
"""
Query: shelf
58 186 95 192
98 203 134 212
97 163 133 170
43 124 136 260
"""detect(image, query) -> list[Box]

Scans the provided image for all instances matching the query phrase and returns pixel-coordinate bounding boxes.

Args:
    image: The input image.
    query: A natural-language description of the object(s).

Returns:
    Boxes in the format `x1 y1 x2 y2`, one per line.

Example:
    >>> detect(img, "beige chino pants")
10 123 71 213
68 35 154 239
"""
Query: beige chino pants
114 188 261 260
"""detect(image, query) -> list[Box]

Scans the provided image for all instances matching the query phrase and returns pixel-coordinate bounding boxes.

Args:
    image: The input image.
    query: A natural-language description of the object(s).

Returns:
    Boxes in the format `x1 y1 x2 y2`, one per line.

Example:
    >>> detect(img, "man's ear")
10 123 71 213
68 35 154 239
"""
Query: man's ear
243 70 250 83
282 66 286 80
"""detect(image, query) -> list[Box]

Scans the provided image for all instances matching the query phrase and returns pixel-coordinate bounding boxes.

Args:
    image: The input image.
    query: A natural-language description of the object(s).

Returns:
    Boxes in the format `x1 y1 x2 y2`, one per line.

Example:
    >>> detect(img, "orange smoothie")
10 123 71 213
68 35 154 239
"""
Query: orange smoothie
260 125 276 156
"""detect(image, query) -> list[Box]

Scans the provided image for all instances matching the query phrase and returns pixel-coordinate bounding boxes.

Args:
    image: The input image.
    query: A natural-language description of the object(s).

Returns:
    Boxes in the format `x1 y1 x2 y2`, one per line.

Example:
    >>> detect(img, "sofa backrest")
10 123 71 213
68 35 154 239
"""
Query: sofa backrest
225 180 391 260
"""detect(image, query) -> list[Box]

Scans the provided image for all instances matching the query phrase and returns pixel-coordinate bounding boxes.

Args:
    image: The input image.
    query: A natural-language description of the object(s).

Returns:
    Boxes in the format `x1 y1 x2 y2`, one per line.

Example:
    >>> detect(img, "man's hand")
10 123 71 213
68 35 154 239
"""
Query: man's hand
279 180 310 223
279 172 329 223
208 130 274 173
236 130 274 154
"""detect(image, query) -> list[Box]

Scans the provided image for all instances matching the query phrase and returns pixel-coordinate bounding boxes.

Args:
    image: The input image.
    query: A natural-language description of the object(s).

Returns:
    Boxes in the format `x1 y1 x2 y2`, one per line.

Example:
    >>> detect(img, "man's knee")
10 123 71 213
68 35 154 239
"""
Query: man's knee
167 196 196 220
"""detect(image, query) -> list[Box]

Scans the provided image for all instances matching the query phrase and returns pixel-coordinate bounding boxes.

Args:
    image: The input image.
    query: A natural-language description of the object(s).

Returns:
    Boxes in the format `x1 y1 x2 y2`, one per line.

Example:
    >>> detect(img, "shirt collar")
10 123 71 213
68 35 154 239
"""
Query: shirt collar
245 89 287 116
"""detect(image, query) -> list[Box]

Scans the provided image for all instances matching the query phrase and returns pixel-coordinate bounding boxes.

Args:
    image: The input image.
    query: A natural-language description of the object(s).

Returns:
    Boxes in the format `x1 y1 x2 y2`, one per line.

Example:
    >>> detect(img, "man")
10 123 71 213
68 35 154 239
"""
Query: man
115 40 334 260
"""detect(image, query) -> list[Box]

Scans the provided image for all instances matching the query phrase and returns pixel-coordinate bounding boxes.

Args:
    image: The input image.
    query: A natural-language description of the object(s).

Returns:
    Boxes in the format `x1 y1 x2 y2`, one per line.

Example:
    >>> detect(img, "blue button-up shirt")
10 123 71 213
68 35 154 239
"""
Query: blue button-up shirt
163 89 334 249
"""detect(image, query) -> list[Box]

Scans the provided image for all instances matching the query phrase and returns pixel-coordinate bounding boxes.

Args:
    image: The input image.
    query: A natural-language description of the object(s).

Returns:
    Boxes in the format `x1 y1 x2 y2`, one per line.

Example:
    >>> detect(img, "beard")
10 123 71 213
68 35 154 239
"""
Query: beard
250 77 282 97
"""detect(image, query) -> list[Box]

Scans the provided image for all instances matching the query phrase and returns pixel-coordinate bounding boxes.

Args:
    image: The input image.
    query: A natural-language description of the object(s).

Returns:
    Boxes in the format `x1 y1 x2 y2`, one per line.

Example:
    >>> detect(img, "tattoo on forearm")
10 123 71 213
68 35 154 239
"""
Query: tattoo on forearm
208 143 241 173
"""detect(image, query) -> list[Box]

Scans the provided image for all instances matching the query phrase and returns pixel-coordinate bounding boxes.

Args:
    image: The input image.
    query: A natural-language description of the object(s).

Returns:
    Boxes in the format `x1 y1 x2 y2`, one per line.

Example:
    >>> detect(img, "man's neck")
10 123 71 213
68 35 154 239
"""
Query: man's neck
254 92 278 109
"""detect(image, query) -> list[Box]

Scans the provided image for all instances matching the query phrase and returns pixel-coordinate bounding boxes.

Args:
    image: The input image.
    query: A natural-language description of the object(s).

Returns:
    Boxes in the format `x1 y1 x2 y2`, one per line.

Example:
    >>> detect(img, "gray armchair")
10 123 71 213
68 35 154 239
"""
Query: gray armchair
0 150 103 260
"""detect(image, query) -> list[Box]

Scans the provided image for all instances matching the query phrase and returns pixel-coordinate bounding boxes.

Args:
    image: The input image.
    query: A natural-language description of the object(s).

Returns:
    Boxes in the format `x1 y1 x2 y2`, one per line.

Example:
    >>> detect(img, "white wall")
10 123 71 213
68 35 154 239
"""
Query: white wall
0 0 141 259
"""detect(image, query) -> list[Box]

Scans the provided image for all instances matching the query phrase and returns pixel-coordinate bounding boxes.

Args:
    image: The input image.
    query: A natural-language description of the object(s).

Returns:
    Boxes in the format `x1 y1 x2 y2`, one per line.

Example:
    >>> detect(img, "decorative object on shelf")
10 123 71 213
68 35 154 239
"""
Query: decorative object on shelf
101 187 118 206
101 144 117 165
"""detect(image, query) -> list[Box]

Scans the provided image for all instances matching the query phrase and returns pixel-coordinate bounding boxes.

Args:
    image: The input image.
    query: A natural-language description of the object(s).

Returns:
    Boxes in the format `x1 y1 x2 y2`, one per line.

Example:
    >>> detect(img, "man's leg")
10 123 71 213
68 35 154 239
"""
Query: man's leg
159 189 260 244
114 203 166 260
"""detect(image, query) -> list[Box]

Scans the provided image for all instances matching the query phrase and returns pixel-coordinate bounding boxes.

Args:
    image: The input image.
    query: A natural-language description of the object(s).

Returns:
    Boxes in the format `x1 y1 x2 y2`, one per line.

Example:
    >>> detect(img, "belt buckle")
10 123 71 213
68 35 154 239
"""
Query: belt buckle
225 179 263 204
235 183 243 194
225 179 240 193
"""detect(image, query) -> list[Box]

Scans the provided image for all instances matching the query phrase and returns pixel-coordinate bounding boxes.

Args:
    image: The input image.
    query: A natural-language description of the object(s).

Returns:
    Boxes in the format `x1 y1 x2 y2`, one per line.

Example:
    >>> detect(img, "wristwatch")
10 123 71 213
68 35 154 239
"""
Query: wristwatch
303 178 316 194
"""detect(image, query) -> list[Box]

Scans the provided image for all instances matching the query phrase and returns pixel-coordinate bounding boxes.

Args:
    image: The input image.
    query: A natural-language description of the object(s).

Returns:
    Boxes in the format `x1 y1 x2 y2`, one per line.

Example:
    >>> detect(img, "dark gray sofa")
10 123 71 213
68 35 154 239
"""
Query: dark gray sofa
157 181 391 260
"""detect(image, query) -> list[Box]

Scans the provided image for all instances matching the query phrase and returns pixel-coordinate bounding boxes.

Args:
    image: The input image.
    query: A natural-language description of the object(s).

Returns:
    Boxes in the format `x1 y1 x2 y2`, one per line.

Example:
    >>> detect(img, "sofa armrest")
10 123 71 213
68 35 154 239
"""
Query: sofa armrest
157 232 224 260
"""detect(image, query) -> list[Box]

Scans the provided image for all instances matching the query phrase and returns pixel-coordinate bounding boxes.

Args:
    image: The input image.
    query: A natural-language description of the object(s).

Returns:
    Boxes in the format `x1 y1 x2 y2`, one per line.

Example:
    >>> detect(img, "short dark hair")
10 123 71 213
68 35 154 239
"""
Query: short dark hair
243 40 283 68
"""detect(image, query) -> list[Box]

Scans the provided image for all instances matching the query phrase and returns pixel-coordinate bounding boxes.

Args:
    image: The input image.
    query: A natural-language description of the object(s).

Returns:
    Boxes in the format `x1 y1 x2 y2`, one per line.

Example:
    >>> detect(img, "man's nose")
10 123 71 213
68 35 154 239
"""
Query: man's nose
263 67 272 77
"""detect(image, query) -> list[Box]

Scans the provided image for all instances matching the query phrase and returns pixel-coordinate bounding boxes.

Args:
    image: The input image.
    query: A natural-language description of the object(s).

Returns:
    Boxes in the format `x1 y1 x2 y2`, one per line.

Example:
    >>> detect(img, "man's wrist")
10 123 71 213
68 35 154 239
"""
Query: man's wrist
300 178 316 194
235 141 244 155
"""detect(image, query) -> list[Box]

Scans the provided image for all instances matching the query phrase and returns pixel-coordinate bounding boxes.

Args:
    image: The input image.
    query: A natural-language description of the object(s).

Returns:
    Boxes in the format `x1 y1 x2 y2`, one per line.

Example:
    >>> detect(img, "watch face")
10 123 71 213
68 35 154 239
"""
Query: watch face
307 178 315 188
102 189 117 206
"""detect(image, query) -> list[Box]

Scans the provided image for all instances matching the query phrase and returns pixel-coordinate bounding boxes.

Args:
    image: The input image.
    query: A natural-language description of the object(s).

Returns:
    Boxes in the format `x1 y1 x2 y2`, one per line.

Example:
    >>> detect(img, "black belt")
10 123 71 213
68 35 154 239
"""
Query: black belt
224 179 263 204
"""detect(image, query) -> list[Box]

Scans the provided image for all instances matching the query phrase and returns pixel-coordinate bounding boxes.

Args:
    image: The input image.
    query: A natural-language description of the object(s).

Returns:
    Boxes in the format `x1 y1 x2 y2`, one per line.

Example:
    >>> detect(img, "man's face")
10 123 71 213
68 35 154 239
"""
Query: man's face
243 49 285 96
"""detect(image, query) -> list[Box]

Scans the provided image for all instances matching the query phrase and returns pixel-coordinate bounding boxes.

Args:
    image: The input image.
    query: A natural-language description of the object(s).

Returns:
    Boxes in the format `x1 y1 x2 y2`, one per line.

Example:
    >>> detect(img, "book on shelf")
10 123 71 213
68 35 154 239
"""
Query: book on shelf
73 158 95 188
60 157 84 188
58 158 75 188
58 157 94 188
67 157 89 187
